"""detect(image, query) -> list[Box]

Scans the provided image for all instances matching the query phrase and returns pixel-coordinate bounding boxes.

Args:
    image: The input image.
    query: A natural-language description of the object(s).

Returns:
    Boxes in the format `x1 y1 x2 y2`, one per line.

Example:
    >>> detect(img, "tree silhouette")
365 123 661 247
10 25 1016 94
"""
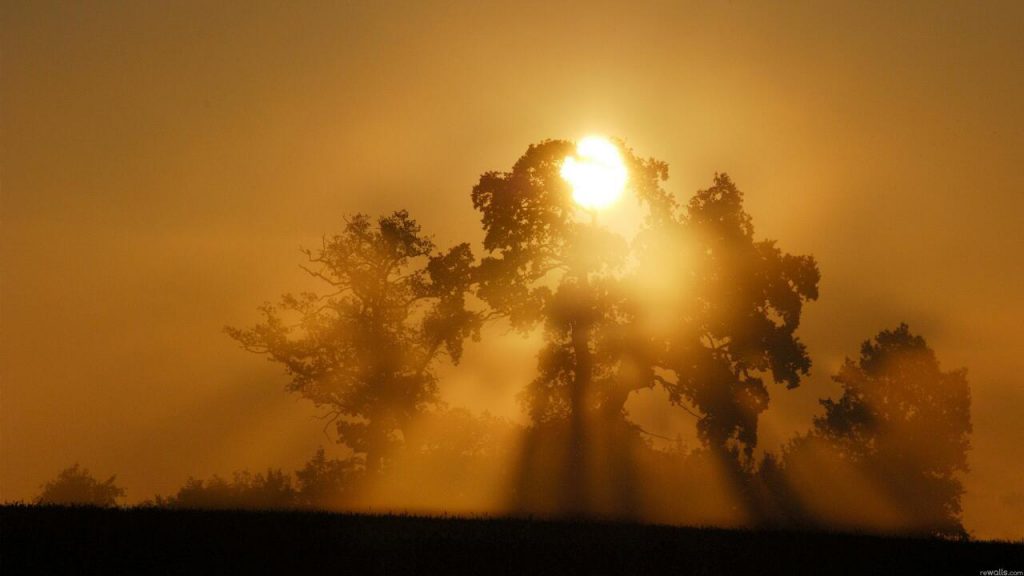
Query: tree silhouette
36 464 125 507
227 211 481 472
472 139 671 514
651 175 819 459
157 469 298 510
810 323 972 537
636 174 819 523
294 448 360 508
473 141 818 518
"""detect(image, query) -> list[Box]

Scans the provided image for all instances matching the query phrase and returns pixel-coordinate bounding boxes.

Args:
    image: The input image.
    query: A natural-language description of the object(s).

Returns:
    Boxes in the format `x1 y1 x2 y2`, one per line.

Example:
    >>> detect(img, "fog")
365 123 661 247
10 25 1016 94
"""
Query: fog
3 1 1022 540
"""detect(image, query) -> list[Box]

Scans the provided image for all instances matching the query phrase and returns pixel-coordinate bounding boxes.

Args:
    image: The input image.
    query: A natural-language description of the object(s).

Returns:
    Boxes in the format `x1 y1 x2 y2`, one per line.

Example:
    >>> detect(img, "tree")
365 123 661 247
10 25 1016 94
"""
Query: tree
294 448 360 508
228 211 481 472
473 140 818 518
652 174 819 460
157 469 298 510
473 139 674 421
809 323 972 537
472 139 671 514
36 464 125 507
643 174 819 524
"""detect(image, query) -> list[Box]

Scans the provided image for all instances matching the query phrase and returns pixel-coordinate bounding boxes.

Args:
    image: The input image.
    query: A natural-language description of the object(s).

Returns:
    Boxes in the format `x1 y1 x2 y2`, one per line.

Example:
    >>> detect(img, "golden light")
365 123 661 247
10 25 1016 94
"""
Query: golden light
560 136 628 211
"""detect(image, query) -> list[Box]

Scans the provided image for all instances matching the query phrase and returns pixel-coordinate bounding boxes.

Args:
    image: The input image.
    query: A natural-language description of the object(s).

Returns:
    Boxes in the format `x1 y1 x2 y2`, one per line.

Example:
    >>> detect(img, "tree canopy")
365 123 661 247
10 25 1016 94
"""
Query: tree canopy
36 464 125 507
652 174 820 462
219 138 978 536
472 139 671 424
227 210 481 472
811 323 972 536
473 142 819 458
471 141 819 517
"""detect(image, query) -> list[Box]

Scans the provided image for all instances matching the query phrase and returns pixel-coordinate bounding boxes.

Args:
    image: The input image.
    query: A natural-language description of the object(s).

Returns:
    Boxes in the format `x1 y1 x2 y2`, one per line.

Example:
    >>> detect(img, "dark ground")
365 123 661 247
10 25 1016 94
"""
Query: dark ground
1 505 1021 575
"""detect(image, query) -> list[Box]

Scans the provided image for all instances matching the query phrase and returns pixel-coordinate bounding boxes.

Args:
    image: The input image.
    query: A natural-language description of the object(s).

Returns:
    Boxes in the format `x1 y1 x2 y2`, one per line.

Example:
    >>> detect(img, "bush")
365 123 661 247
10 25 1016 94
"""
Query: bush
36 464 125 507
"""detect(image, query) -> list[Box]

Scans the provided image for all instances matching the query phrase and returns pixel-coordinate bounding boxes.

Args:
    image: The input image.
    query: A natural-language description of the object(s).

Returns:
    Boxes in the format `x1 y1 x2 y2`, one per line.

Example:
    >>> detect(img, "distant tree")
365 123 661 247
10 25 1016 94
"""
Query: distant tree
36 464 125 507
295 448 361 508
809 324 972 537
365 406 520 512
158 469 298 510
228 211 481 472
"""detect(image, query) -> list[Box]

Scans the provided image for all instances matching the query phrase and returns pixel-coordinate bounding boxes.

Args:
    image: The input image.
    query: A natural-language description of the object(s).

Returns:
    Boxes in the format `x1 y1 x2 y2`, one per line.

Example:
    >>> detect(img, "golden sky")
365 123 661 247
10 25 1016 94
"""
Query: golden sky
3 1 1022 539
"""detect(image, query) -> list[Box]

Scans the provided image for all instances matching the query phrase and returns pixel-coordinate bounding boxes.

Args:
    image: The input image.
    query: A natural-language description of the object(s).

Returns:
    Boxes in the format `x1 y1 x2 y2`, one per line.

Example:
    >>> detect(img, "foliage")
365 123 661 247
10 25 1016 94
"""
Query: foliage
651 174 820 462
472 139 671 422
156 468 298 510
227 211 481 471
799 323 972 537
471 141 819 518
473 143 818 455
35 464 125 507
216 139 977 537
152 408 517 513
471 139 676 514
294 448 362 508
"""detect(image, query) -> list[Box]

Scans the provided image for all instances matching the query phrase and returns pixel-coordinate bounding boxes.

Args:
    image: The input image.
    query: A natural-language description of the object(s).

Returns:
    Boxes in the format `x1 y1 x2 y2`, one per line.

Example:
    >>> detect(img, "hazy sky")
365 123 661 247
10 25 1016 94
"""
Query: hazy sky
3 1 1022 539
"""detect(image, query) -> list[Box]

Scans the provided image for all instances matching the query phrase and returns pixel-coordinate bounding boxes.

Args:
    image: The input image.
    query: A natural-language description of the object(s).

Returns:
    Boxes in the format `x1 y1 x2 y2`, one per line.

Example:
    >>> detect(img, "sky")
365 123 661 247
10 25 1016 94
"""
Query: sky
2 1 1022 539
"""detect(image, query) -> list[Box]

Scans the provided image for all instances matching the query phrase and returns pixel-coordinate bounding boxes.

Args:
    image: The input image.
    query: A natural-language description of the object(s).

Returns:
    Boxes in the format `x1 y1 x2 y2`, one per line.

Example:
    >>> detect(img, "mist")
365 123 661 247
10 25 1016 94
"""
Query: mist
3 1 1023 541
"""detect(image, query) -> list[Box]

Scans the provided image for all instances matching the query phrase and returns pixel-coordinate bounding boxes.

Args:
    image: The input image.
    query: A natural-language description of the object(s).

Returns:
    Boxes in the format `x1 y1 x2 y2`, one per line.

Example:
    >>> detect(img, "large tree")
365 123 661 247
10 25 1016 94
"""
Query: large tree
473 139 674 418
228 211 480 472
472 141 818 517
472 139 671 513
811 323 972 537
652 174 820 463
624 173 820 525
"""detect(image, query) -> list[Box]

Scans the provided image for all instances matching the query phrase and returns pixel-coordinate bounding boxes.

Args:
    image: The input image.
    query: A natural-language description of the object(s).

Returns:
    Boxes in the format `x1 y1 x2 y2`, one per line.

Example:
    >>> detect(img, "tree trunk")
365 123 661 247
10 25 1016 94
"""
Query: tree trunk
567 316 592 515
710 442 765 526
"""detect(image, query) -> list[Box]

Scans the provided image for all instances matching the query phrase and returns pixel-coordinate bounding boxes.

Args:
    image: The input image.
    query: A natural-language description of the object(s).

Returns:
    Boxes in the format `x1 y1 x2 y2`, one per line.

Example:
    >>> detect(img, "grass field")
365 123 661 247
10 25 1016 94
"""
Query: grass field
2 505 1021 575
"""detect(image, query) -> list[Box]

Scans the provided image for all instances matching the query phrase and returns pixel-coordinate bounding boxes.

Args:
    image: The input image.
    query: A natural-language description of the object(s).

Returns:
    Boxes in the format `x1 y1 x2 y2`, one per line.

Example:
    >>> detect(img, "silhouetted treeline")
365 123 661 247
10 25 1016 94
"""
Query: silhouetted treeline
30 139 974 540
152 468 300 510
145 407 518 514
218 139 973 537
123 322 970 539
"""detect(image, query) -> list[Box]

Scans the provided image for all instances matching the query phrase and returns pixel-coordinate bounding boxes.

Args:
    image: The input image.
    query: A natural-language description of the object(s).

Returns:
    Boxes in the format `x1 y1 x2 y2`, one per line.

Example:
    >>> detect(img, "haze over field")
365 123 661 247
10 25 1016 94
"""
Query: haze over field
2 1 1022 540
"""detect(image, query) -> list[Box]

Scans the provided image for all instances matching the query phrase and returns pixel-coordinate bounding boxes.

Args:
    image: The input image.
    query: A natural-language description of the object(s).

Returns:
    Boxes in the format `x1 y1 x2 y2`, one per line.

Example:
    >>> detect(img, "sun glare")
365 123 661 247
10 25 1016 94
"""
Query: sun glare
560 136 628 211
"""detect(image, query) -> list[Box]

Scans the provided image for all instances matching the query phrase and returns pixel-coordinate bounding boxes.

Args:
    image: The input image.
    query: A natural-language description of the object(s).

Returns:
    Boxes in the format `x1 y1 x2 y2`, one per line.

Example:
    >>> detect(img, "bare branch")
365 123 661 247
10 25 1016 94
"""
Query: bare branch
653 374 701 419
636 426 679 442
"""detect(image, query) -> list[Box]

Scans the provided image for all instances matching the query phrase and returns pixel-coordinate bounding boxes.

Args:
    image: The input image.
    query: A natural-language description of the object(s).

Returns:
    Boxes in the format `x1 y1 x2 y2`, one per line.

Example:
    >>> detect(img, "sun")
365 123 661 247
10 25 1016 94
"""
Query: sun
560 136 628 211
